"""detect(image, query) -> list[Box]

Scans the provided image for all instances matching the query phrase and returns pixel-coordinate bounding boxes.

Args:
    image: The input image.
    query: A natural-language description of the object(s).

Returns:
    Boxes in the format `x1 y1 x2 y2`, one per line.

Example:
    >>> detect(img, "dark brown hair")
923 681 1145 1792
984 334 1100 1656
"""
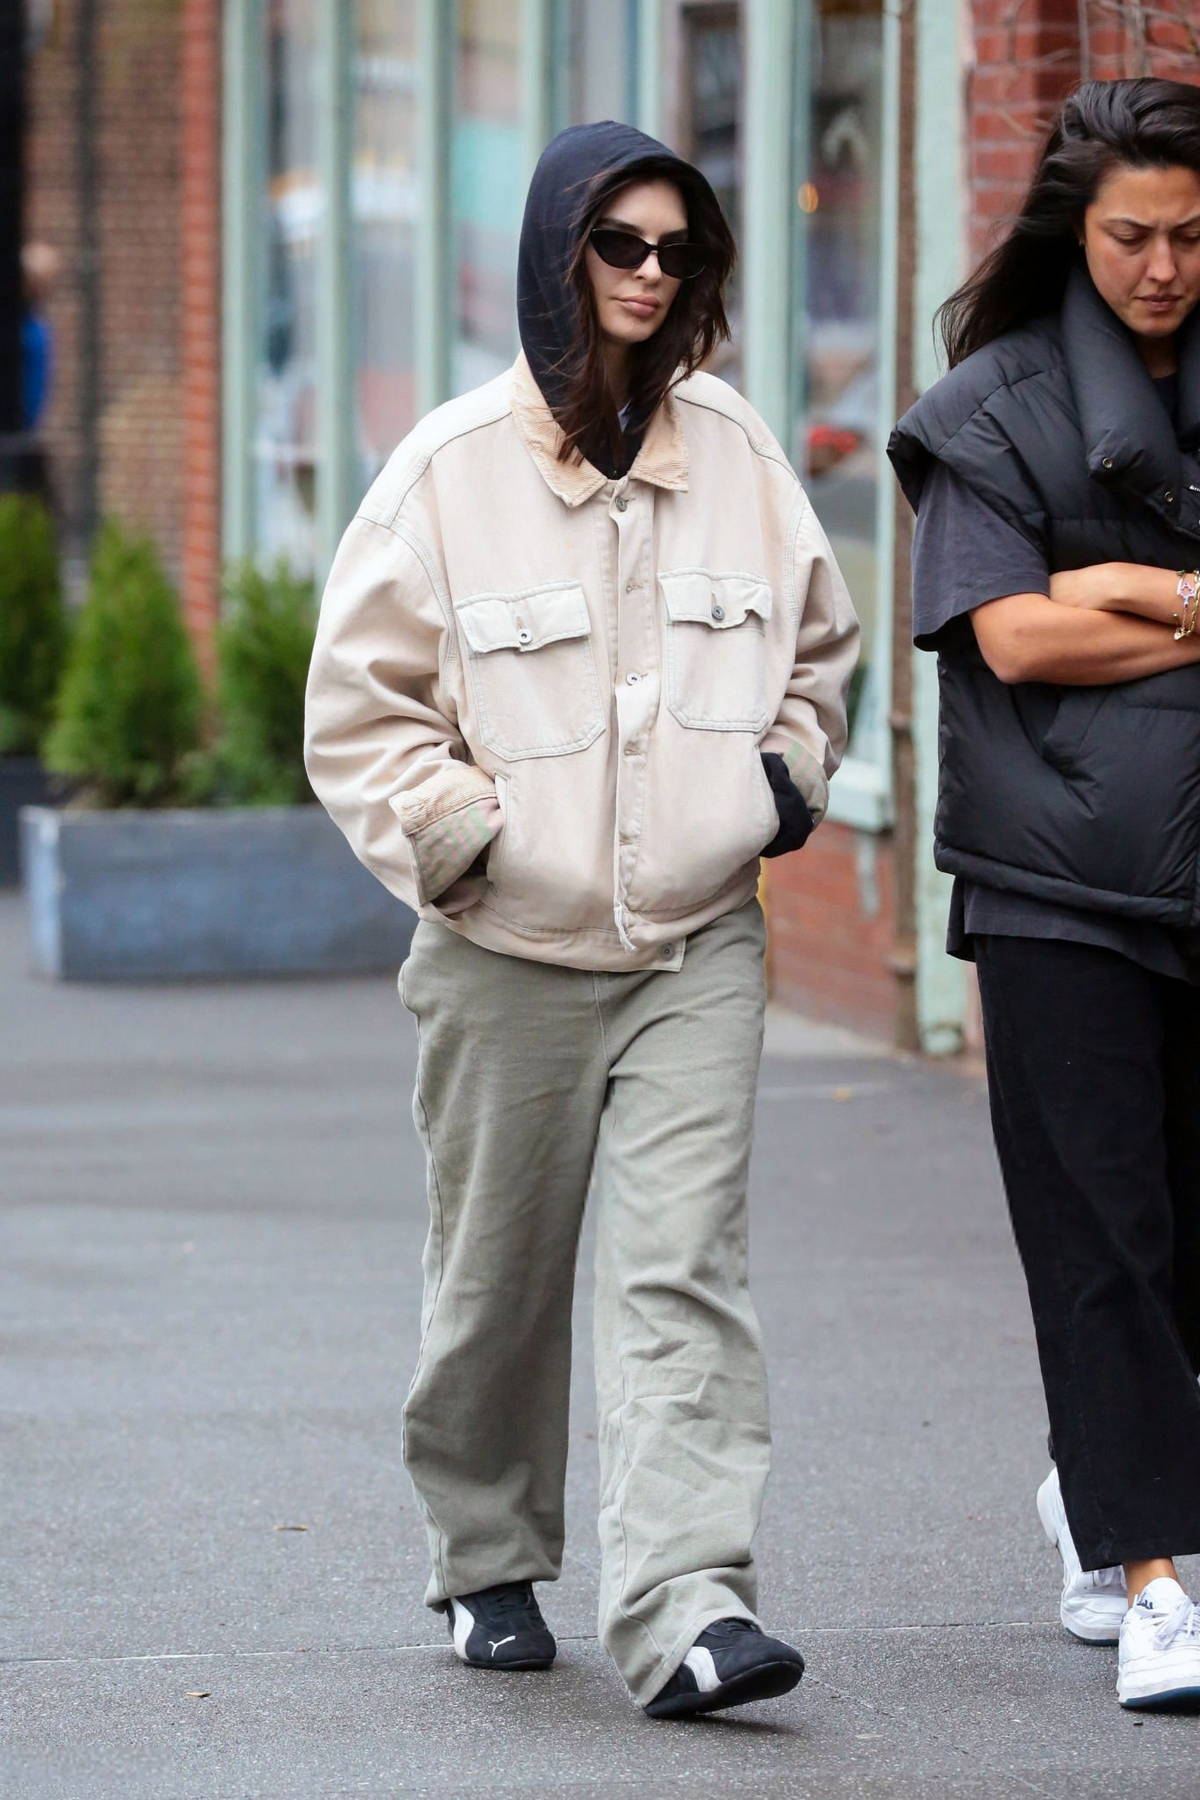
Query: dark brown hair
938 78 1200 369
551 157 736 466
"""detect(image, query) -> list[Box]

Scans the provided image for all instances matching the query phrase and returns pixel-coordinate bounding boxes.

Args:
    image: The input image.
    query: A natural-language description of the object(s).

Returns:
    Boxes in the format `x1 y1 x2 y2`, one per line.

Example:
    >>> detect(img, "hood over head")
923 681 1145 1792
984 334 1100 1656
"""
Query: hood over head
516 121 714 475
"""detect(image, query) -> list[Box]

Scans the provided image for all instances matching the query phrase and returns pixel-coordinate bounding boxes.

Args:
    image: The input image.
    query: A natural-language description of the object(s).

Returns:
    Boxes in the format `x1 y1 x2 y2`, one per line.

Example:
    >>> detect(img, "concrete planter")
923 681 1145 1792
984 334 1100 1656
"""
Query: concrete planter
20 804 414 980
0 758 54 887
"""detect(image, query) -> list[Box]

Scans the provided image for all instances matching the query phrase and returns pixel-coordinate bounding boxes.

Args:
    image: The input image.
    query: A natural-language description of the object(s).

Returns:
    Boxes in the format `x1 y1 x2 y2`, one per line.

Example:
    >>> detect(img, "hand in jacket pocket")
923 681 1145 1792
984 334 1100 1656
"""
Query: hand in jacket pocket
759 751 815 858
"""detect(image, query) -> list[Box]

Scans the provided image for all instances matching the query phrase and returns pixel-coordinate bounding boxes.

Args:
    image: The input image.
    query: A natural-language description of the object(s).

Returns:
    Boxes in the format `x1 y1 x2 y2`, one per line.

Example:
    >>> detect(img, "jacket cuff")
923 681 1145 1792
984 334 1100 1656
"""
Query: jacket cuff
390 765 502 908
762 736 830 825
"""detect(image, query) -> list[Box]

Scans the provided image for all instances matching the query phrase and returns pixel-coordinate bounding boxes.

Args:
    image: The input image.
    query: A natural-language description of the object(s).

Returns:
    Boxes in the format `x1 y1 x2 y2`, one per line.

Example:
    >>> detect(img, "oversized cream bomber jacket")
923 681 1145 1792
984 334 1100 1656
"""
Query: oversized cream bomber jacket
304 353 859 972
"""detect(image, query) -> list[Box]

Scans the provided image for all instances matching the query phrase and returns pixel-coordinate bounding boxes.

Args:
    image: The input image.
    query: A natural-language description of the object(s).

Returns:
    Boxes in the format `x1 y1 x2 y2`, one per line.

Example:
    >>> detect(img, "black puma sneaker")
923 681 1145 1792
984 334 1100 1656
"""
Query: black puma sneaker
446 1580 556 1671
643 1617 804 1719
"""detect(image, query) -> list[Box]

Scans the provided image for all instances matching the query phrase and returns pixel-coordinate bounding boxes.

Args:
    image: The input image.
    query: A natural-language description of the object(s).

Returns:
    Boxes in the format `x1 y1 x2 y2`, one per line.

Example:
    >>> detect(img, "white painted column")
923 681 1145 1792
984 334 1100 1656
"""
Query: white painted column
315 0 354 577
742 0 796 448
913 0 969 1054
415 0 453 416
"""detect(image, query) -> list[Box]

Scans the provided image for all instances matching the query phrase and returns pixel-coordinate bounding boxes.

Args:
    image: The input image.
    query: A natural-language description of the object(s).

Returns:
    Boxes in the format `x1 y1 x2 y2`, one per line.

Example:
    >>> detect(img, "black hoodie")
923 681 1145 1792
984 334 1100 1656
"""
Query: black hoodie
516 121 708 478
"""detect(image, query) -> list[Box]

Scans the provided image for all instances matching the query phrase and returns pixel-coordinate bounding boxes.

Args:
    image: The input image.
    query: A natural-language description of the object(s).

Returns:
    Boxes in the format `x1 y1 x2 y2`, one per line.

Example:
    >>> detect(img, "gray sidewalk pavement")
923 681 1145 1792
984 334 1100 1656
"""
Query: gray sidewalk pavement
2 890 1197 1798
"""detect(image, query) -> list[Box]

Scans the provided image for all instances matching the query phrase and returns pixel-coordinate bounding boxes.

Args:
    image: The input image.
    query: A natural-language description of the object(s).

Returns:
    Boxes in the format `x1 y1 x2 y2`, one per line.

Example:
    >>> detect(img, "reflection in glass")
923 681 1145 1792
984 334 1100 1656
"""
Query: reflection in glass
679 4 742 388
552 0 632 129
353 1 419 485
257 0 321 573
452 0 523 393
792 0 883 727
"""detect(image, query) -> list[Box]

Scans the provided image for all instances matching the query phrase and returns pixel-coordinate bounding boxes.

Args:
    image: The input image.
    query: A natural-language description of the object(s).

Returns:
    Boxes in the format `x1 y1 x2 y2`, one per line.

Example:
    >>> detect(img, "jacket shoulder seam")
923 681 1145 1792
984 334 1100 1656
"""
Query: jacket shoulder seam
361 401 513 530
346 513 458 694
673 386 798 478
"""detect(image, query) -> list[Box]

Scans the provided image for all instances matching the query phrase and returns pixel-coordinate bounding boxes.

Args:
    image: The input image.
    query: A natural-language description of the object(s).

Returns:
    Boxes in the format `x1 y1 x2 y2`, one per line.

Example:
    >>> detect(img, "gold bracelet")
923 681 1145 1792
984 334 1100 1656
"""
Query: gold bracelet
1173 570 1200 640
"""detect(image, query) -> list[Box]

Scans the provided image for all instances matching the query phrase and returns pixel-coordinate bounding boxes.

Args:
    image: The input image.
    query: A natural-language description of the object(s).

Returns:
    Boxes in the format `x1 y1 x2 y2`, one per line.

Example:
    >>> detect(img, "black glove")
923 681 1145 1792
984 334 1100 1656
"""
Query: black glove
760 752 815 858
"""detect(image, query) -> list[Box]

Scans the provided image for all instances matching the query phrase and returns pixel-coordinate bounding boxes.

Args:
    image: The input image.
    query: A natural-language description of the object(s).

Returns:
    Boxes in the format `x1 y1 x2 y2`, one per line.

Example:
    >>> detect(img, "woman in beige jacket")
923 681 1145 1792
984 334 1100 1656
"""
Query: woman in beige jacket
304 121 858 1719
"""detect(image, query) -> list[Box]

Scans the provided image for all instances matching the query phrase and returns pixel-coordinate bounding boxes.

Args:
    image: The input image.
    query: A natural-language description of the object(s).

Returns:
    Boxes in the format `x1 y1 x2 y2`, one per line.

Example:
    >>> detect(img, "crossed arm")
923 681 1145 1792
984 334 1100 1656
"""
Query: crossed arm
973 564 1200 685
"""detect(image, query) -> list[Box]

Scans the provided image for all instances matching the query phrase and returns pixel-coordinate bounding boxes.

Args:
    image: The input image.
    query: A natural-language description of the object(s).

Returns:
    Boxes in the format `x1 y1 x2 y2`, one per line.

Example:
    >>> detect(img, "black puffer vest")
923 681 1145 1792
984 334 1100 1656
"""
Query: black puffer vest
888 266 1200 925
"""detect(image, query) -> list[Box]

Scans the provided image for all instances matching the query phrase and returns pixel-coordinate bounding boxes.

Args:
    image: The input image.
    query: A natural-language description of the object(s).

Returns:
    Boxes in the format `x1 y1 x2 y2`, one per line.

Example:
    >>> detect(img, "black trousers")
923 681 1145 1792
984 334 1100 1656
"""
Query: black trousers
975 935 1200 1571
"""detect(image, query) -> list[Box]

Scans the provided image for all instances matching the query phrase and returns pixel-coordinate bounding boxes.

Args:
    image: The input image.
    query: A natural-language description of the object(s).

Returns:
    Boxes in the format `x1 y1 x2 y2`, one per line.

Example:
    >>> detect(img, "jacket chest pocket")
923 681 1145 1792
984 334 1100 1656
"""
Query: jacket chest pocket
454 582 607 762
660 571 772 733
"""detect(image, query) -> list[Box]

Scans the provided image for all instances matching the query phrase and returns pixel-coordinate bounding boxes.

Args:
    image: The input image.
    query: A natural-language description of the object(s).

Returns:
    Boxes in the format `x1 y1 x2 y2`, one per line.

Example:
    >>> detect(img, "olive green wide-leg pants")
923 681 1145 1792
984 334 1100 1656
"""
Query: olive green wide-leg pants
399 899 771 1705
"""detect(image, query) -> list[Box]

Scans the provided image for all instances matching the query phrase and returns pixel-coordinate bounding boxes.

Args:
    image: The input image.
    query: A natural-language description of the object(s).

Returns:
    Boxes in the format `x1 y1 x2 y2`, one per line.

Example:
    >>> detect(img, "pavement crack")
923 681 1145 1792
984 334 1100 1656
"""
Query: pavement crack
3 1623 1062 1670
2 1634 601 1668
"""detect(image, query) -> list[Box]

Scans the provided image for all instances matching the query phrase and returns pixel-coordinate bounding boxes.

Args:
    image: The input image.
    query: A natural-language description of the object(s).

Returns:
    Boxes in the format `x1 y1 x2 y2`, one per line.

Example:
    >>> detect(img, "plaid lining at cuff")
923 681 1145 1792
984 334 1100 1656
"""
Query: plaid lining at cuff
775 740 829 824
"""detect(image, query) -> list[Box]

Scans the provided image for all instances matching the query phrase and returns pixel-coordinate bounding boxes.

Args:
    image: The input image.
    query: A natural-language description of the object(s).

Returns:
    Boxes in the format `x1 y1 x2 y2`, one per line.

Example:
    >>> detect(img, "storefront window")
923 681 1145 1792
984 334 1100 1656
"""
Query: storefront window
552 0 633 129
678 3 742 388
452 0 523 392
256 0 321 572
352 1 420 486
790 0 884 735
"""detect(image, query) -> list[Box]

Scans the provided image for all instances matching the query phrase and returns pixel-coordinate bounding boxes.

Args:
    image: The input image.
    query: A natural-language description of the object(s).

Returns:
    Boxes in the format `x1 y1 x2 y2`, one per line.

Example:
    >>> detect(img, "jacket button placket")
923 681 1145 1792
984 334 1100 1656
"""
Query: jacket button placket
611 482 654 948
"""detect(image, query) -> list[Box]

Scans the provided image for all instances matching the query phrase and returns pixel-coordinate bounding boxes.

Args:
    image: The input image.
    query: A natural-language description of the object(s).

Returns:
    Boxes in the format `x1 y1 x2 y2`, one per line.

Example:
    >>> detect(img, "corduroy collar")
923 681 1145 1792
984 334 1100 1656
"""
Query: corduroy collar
509 353 689 508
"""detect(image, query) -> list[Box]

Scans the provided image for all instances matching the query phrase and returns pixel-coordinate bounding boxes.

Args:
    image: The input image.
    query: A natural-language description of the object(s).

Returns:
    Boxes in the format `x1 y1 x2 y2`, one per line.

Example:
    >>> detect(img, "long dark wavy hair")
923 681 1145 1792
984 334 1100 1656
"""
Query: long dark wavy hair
553 157 736 467
939 78 1200 368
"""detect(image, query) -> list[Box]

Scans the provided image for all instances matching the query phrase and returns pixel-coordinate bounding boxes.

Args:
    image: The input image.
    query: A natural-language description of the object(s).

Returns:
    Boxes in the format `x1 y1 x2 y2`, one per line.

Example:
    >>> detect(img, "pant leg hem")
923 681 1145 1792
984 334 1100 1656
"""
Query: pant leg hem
424 1566 562 1612
1079 1533 1200 1572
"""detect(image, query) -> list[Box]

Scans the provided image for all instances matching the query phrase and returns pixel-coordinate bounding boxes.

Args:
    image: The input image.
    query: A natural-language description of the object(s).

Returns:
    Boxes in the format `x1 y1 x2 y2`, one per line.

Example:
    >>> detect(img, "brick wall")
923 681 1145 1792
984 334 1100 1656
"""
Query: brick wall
180 0 222 659
969 0 1200 257
25 0 85 567
765 826 899 1041
26 0 187 583
94 3 183 572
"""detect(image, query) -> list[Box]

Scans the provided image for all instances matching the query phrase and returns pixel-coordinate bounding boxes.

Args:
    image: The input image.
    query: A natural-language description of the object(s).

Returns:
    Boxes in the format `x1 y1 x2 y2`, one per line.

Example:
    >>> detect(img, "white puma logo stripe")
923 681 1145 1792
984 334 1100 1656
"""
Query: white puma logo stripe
683 1646 721 1692
489 1635 516 1655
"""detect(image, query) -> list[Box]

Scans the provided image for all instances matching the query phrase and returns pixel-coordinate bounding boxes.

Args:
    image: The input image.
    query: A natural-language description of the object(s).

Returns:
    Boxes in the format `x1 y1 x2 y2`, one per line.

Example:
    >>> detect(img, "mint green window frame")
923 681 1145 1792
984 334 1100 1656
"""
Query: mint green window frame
740 0 900 835
913 0 967 1053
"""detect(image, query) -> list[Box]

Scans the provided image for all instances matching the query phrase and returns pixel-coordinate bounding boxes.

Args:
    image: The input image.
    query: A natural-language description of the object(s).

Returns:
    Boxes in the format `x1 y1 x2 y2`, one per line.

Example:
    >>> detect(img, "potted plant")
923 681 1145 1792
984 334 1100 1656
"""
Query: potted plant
21 525 413 979
0 492 67 883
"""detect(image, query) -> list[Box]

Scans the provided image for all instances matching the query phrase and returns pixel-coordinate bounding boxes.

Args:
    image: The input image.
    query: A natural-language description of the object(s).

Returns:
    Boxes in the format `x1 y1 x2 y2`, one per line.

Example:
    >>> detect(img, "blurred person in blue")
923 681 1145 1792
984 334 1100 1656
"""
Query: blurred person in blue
305 121 857 1718
891 79 1200 1712
21 241 58 432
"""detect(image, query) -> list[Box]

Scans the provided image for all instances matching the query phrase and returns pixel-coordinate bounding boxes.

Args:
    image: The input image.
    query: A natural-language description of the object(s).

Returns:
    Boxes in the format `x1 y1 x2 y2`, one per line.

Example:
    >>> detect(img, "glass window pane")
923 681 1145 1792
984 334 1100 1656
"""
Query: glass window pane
791 0 884 729
452 0 523 393
353 1 420 485
553 0 632 128
677 4 742 389
256 0 321 571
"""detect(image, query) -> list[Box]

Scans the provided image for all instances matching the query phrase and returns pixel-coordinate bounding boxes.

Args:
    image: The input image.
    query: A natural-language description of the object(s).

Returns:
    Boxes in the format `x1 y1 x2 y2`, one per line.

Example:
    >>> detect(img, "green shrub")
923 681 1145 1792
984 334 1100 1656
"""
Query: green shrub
213 559 315 805
0 493 67 756
45 520 203 806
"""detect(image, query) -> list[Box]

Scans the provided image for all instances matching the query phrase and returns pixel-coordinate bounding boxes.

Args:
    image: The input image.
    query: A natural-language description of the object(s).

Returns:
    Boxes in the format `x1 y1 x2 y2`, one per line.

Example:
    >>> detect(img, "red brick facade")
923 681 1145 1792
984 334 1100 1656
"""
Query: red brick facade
24 1 87 568
179 0 222 661
27 0 184 583
766 825 900 1040
969 0 1200 256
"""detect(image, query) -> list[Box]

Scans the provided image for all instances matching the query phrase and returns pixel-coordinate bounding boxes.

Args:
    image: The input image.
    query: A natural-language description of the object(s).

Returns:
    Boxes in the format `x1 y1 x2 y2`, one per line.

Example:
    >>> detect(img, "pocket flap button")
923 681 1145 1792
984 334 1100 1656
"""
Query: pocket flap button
517 627 532 646
711 603 726 622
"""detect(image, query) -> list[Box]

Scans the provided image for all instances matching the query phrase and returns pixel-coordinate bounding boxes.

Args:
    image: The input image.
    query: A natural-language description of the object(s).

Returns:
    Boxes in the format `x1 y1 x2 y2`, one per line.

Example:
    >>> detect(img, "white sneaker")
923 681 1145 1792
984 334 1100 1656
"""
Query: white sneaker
1118 1577 1200 1709
1036 1466 1126 1644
